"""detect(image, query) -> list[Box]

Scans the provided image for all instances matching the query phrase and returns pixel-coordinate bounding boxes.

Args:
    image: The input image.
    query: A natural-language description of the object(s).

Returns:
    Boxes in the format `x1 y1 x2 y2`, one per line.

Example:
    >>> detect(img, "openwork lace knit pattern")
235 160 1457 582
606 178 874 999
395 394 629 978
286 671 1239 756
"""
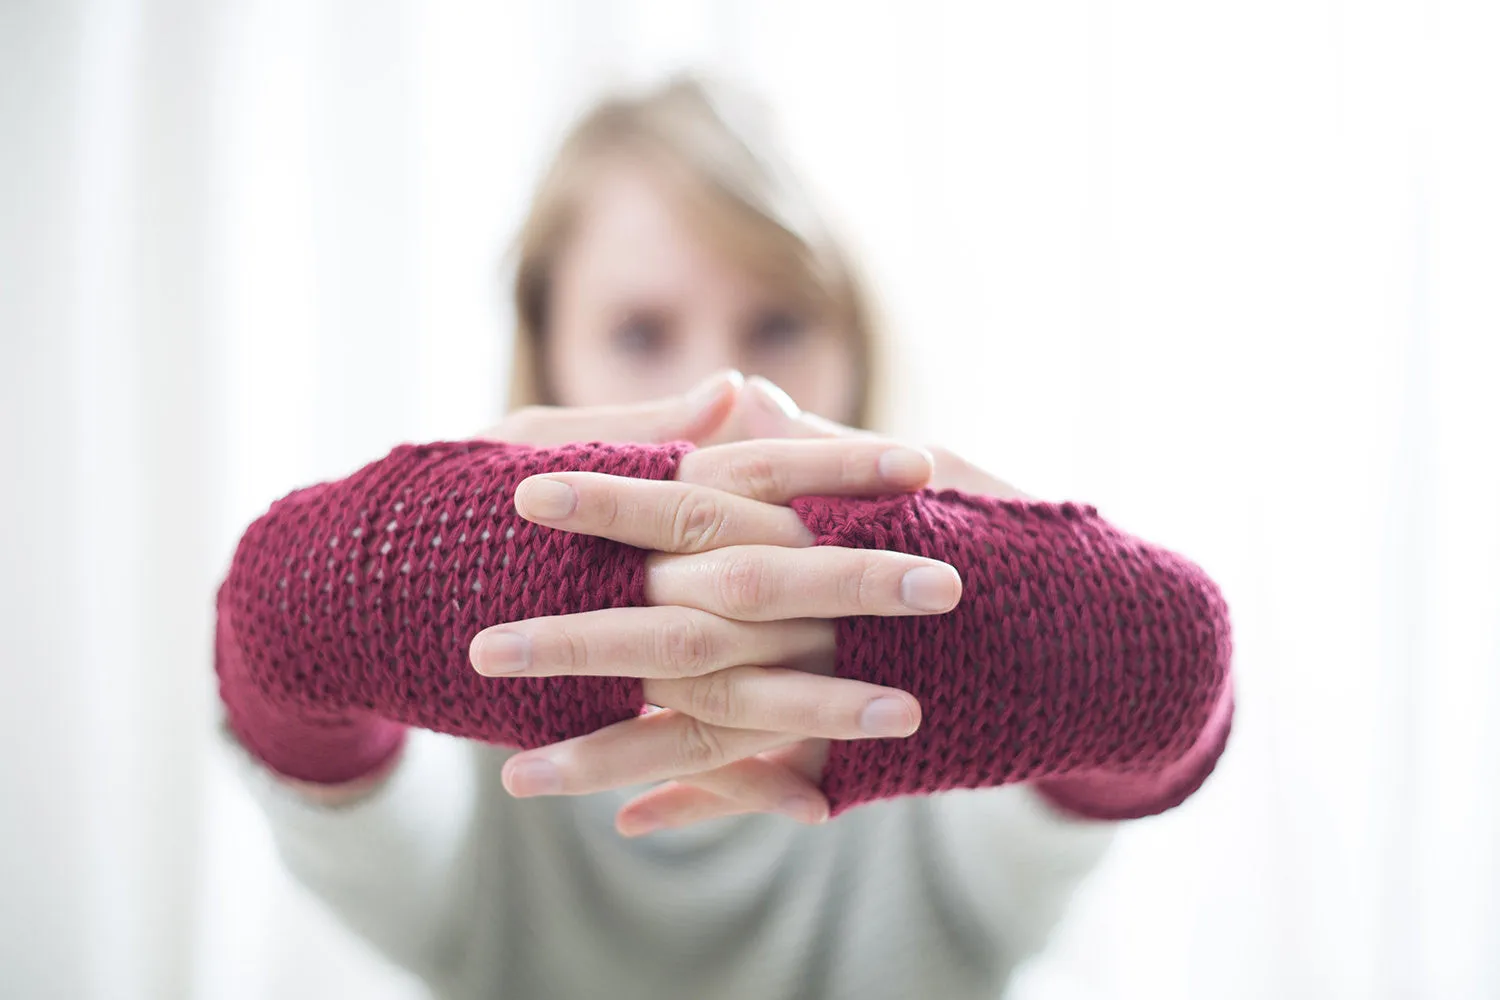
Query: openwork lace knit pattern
790 491 1234 817
217 440 1234 813
216 441 687 784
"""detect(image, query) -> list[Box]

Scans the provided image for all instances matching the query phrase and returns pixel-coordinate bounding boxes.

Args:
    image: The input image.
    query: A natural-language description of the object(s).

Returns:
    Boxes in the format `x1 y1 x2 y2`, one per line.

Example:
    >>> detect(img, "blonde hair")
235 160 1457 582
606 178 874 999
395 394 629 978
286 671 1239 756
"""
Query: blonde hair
506 75 886 429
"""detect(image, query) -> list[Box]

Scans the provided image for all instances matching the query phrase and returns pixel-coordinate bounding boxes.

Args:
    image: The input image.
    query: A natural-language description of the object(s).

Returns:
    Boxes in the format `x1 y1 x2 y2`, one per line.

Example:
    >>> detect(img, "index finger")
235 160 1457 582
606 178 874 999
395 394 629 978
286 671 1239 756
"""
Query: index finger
515 474 813 552
514 440 934 553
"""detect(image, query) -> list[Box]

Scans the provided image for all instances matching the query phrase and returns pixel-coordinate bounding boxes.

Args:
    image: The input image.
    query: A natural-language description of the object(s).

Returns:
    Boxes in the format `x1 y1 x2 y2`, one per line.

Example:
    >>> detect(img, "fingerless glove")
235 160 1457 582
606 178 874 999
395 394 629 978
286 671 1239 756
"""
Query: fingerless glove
215 440 685 784
791 491 1233 818
217 442 1233 819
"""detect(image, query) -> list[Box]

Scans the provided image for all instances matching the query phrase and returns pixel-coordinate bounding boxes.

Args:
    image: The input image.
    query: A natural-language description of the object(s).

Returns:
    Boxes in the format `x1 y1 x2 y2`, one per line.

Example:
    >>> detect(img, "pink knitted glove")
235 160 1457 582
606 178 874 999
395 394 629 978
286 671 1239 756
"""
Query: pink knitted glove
215 440 688 784
790 491 1234 819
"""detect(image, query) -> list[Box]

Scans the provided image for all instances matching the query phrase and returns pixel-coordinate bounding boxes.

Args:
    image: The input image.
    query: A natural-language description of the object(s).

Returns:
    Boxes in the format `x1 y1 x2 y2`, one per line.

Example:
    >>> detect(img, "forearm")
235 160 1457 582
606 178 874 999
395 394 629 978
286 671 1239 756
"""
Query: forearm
215 439 688 784
791 489 1234 816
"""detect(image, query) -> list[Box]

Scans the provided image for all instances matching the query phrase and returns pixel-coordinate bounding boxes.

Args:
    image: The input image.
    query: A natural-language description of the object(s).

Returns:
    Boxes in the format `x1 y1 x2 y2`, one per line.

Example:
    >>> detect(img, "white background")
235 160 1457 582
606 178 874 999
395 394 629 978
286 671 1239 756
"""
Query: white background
3 1 1497 998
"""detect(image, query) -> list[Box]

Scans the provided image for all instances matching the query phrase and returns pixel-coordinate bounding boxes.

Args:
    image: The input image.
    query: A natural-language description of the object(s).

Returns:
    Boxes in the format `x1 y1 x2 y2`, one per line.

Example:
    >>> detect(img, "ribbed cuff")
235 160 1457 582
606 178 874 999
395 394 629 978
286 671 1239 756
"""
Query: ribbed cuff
1033 681 1235 821
226 699 409 787
217 610 408 786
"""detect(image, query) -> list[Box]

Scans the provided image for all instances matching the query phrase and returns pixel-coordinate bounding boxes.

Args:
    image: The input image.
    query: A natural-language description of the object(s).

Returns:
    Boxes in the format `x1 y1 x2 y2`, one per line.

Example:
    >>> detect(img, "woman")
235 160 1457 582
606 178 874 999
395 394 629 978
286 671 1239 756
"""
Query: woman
216 77 1233 999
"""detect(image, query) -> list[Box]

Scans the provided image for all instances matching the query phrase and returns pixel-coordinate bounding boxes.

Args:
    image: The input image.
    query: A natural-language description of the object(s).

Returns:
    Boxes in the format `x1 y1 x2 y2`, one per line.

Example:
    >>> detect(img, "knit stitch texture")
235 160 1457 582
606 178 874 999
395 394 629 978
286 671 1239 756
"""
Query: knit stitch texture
790 491 1233 817
216 440 1233 816
216 441 686 784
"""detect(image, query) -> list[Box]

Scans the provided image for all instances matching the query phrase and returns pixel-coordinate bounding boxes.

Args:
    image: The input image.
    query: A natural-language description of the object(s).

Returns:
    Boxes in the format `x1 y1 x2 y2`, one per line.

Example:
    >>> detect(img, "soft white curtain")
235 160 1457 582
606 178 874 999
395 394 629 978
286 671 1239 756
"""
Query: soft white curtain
3 2 1496 998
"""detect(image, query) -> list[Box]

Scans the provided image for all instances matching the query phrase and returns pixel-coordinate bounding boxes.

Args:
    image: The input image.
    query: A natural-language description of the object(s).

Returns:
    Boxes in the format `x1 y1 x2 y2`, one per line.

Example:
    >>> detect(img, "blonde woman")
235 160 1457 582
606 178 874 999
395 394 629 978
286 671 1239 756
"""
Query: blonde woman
217 77 1234 999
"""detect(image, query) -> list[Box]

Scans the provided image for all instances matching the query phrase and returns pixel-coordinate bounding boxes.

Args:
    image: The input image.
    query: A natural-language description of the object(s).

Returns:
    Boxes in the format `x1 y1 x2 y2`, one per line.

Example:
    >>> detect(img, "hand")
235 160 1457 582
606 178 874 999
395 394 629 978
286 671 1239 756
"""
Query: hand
469 433 961 832
281 369 751 807
481 368 745 446
737 375 1032 499
595 377 1033 832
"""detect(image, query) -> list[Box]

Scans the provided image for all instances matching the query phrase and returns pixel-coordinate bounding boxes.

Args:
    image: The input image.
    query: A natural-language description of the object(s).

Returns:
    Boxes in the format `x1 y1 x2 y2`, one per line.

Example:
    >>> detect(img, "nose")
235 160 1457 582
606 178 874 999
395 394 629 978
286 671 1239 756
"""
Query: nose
681 323 742 387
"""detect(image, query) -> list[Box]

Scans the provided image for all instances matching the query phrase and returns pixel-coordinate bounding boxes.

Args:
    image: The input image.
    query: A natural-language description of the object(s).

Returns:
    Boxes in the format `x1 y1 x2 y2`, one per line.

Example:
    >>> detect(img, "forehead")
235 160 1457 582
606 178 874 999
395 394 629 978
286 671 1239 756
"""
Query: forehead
562 161 761 299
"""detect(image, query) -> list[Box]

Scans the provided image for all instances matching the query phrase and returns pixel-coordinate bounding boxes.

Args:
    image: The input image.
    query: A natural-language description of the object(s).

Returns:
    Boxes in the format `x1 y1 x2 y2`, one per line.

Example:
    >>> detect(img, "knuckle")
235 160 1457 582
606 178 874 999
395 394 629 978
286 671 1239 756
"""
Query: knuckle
685 670 735 723
675 717 724 769
674 451 705 485
845 555 885 611
837 445 871 488
717 556 770 618
559 630 591 671
657 614 714 675
669 490 724 551
840 551 882 614
597 486 622 529
729 452 786 500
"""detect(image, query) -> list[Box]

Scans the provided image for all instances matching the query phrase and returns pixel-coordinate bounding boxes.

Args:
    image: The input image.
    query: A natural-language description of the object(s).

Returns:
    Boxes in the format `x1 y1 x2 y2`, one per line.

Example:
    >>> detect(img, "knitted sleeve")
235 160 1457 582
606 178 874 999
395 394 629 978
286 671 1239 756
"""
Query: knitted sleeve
790 490 1234 820
215 440 688 785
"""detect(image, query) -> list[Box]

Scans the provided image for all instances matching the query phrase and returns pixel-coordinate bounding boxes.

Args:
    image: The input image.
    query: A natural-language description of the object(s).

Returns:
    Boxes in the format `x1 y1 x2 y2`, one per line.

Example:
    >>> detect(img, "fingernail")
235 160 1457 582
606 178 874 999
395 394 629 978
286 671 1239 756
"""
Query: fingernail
859 696 917 737
519 478 576 519
622 815 661 837
473 630 530 674
778 796 827 824
506 758 561 796
687 369 743 414
901 565 960 612
747 375 801 419
877 447 931 486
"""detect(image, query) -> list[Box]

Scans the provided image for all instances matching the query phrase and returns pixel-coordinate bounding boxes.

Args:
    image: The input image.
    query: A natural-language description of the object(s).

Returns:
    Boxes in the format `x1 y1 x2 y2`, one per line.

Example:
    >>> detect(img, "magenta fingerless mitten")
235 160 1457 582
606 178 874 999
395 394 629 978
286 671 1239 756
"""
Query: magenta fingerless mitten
791 490 1234 819
214 440 689 784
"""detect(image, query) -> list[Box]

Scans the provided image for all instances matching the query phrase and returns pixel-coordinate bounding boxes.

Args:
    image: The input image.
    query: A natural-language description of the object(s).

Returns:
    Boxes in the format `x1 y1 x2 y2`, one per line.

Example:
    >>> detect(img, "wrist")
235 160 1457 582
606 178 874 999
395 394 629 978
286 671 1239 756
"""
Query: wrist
222 666 408 785
278 736 407 804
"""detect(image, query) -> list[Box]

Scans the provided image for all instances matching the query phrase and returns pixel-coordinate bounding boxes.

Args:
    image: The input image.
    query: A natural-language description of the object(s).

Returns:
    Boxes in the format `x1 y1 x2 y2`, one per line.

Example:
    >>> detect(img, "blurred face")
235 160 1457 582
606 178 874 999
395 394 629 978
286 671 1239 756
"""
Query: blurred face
544 161 860 423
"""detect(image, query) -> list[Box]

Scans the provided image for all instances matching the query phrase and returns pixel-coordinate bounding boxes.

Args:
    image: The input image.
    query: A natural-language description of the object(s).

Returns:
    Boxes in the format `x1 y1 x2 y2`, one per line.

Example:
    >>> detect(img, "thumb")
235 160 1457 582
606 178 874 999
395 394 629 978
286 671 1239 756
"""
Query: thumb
484 370 743 447
738 375 874 440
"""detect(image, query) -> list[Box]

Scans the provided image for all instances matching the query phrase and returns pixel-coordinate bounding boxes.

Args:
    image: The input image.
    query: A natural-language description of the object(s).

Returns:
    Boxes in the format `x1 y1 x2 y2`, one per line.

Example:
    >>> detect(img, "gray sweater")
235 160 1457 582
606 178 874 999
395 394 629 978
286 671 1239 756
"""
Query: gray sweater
232 728 1115 1000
